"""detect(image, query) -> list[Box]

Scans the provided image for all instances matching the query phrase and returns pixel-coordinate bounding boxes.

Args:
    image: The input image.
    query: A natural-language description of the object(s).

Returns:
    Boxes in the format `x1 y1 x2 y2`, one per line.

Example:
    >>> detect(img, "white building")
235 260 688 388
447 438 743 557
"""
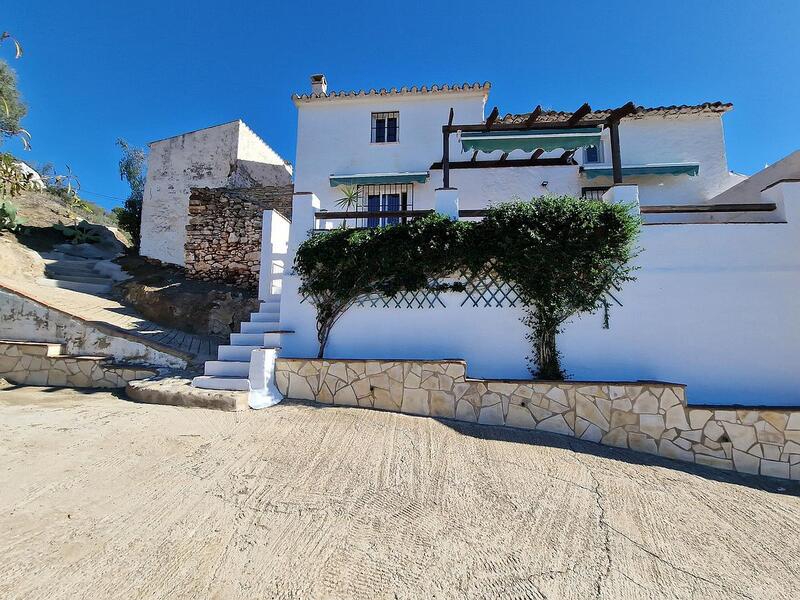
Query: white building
292 75 748 224
141 120 292 266
194 76 800 409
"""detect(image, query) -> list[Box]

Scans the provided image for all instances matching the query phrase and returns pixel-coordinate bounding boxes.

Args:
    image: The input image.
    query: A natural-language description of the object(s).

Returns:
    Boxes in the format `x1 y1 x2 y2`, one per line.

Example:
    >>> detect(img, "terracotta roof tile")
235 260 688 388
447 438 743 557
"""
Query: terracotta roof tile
292 82 491 104
498 102 733 125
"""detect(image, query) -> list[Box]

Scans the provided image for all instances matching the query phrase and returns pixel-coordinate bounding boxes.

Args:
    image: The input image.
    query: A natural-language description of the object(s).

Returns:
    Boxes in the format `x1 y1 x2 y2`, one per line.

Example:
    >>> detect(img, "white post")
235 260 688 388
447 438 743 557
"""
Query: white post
258 210 291 301
435 187 460 220
248 349 283 409
287 192 321 262
602 184 640 216
277 192 323 360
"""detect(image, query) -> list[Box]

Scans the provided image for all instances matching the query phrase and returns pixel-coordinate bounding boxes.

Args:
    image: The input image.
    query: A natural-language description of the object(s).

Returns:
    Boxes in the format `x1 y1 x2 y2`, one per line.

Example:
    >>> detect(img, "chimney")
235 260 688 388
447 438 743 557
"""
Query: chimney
310 74 327 95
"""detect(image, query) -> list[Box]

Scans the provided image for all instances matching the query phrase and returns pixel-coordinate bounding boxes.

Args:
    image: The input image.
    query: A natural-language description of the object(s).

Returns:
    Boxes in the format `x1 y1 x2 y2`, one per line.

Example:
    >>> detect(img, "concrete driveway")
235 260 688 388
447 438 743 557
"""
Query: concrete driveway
0 385 798 599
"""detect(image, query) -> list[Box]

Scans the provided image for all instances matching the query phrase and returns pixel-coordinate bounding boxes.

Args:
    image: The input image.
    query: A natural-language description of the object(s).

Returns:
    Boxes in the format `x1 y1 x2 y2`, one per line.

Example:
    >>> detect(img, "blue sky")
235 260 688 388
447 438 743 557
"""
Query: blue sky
5 1 799 210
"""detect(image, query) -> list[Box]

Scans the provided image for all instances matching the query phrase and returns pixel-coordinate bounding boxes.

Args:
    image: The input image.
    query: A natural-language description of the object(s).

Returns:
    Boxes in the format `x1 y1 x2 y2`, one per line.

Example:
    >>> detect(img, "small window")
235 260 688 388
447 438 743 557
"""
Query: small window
581 186 610 201
584 142 604 164
371 112 399 143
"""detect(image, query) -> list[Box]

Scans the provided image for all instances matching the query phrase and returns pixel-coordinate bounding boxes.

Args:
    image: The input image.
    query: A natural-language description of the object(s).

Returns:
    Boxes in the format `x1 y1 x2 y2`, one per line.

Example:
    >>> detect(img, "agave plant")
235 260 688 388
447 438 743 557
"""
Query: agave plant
0 198 23 231
53 221 102 245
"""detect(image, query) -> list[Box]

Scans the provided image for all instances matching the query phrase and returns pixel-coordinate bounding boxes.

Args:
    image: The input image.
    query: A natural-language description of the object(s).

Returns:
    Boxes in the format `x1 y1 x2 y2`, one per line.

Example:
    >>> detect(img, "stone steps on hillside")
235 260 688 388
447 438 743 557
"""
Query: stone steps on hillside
42 272 114 286
36 278 112 295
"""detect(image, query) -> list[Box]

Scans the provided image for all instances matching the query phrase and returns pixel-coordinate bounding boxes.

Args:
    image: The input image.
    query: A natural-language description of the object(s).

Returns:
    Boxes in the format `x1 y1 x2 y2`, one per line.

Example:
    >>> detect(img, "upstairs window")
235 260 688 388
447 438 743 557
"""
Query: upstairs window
584 142 604 164
371 112 399 143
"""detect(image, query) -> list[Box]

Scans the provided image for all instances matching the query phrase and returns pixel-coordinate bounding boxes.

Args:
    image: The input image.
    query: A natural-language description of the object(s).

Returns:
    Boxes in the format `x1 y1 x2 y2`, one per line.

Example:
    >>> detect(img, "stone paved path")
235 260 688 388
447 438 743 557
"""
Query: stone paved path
0 386 797 599
0 276 218 365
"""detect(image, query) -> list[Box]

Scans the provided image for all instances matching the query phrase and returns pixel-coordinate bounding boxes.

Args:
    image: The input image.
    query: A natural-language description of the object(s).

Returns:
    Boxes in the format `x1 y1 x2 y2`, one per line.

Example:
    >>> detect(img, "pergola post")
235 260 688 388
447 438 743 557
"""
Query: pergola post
442 128 450 188
609 120 623 184
442 107 455 189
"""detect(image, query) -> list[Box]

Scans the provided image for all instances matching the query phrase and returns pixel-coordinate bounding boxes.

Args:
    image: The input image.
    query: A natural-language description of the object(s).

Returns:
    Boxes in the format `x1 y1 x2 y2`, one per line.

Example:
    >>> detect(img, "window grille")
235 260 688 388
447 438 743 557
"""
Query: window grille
581 186 611 201
356 183 413 227
371 112 399 143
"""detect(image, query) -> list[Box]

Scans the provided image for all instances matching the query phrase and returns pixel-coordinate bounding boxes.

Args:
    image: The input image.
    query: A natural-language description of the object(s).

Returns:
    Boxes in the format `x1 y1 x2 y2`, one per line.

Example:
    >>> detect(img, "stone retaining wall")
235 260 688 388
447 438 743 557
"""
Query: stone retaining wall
275 358 800 481
185 185 293 289
0 342 157 388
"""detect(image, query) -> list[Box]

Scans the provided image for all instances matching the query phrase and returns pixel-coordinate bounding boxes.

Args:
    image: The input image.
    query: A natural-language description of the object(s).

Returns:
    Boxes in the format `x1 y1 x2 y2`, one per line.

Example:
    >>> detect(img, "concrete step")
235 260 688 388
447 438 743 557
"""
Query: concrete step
217 345 260 361
240 320 283 334
45 263 99 274
37 278 112 295
191 375 251 392
230 331 293 346
43 273 112 286
40 253 98 266
259 301 281 314
229 333 265 346
250 312 284 323
204 360 251 377
218 344 281 361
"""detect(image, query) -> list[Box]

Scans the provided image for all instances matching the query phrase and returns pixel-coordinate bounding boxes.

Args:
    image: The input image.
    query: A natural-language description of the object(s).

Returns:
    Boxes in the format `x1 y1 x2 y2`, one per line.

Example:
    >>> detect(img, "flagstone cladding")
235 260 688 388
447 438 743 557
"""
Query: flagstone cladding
275 358 800 481
0 342 157 388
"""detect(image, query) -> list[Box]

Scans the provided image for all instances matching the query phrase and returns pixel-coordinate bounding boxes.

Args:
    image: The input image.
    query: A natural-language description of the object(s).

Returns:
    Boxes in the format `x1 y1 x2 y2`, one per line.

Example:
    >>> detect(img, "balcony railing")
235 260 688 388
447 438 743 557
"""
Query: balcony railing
313 202 778 230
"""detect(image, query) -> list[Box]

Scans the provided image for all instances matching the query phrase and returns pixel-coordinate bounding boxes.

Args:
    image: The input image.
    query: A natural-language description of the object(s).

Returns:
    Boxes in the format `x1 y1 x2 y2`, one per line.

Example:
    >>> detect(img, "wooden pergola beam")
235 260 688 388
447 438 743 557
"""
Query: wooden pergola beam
567 103 592 125
525 105 542 126
484 106 500 130
529 148 545 161
606 101 637 124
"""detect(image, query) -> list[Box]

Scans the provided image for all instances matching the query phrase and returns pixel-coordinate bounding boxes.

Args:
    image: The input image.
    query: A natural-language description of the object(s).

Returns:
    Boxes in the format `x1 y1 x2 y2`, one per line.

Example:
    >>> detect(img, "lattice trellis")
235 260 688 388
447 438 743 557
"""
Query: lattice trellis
355 277 447 308
355 288 445 309
458 262 520 308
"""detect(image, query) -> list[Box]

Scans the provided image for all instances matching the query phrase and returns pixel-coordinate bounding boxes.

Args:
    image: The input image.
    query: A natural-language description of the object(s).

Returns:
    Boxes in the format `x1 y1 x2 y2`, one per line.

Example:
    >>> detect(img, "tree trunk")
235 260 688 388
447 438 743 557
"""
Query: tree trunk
534 320 563 380
316 319 332 358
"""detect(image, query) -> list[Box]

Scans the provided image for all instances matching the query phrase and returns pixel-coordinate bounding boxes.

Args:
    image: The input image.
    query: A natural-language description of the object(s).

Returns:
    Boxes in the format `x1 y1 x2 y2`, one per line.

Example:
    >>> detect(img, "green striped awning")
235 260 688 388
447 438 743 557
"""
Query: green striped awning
460 127 602 154
329 171 429 187
582 163 700 180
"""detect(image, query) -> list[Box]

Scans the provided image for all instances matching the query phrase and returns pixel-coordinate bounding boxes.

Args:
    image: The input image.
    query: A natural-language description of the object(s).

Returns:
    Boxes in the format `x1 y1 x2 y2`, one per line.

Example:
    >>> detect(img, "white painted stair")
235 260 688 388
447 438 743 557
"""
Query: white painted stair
191 295 292 408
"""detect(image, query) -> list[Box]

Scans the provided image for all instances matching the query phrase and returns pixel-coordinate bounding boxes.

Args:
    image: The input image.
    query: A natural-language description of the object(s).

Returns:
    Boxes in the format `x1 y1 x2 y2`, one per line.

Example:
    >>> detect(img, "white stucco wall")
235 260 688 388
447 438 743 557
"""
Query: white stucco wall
141 120 292 266
295 91 747 223
276 183 800 407
293 91 486 212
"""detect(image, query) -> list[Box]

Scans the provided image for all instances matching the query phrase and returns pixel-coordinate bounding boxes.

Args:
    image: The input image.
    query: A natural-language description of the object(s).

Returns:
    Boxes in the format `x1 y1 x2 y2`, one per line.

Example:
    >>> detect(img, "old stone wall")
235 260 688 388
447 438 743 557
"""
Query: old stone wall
185 185 293 289
275 357 800 481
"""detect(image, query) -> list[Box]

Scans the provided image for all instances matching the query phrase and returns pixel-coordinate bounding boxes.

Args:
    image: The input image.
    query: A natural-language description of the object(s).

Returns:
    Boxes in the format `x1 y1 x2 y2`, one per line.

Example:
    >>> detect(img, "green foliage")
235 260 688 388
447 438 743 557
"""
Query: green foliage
294 196 640 378
335 185 360 211
295 214 471 357
115 138 145 248
473 197 639 378
0 151 31 197
0 60 26 142
0 197 23 230
53 221 102 245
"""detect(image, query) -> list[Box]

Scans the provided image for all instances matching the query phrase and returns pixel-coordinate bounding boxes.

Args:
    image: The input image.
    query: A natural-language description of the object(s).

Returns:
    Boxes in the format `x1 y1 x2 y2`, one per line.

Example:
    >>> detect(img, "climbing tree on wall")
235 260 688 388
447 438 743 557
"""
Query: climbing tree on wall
294 196 640 379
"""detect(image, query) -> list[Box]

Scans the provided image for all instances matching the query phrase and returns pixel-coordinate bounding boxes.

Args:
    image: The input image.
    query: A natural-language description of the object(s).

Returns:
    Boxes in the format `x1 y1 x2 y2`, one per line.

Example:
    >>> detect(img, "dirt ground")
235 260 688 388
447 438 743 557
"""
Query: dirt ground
0 385 798 600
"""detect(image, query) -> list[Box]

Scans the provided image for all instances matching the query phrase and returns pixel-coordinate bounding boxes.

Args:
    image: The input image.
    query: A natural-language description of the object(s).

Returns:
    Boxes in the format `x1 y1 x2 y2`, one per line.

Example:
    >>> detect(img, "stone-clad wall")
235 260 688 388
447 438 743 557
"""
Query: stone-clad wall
185 185 293 289
275 358 800 481
0 342 156 388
